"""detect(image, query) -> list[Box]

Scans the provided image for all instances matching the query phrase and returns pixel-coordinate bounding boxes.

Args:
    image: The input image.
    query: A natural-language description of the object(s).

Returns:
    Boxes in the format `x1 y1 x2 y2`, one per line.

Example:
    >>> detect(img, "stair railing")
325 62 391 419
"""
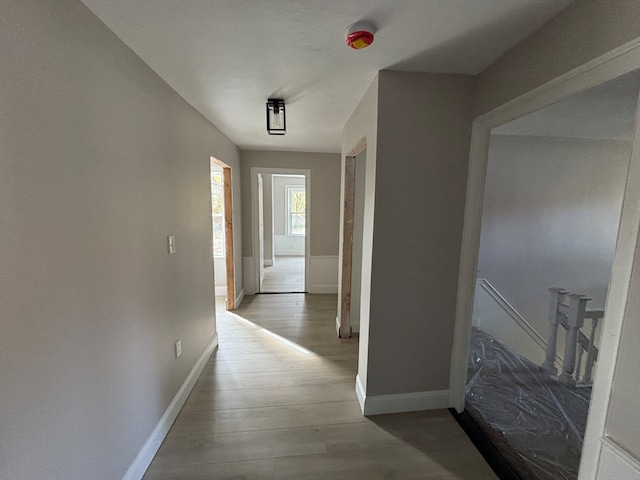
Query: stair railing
542 287 604 386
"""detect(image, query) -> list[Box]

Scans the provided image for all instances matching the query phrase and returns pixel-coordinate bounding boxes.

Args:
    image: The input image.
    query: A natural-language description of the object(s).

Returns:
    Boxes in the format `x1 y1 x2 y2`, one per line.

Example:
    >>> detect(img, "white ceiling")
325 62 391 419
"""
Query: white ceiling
493 70 640 140
81 0 573 153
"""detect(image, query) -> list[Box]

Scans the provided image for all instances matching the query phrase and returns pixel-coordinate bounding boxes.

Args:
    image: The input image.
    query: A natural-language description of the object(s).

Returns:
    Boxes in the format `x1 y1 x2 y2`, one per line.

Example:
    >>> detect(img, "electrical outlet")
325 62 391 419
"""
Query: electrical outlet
175 339 182 358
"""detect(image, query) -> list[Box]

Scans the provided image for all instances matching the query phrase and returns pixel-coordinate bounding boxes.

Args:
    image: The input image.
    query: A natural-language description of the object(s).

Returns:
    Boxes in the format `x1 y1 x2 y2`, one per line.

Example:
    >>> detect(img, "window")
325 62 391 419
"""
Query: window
287 186 306 236
211 171 224 257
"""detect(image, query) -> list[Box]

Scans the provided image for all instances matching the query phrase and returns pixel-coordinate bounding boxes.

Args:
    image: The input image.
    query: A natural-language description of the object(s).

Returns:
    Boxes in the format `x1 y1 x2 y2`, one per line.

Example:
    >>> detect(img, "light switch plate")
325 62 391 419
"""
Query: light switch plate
175 339 181 358
168 235 176 255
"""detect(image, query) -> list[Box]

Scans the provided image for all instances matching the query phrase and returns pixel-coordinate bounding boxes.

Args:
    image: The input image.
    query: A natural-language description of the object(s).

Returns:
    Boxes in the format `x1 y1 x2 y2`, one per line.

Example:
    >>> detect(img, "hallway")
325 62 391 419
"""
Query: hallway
261 256 305 293
143 294 497 479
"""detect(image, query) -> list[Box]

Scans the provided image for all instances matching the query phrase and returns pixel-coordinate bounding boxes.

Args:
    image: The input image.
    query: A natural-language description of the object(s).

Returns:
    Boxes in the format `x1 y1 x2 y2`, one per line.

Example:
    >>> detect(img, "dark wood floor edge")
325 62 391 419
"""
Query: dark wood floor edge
448 408 524 480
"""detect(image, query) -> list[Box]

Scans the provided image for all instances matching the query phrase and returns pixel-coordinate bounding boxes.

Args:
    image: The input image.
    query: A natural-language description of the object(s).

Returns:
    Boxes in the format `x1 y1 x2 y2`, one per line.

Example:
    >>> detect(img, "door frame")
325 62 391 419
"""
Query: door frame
338 138 367 337
257 173 265 290
210 156 237 310
447 39 640 480
338 155 356 337
250 167 311 294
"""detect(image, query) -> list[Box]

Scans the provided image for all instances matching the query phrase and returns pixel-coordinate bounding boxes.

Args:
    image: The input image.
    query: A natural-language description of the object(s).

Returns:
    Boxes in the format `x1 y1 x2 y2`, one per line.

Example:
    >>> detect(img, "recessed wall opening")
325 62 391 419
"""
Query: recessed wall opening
460 70 639 480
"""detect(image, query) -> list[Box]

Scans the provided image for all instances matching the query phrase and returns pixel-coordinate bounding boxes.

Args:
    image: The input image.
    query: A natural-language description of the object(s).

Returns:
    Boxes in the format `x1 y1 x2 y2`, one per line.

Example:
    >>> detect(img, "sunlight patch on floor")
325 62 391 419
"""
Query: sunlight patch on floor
226 310 314 356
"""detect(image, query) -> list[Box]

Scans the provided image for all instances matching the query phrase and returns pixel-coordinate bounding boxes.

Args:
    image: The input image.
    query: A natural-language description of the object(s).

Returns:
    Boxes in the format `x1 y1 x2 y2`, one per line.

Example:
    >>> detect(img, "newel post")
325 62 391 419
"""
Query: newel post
542 287 567 375
559 294 589 385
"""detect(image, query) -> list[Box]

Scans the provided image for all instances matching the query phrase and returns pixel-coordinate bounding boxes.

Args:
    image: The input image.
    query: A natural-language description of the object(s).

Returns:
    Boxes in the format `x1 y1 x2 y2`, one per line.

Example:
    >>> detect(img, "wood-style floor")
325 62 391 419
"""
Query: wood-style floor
143 294 497 480
261 256 305 292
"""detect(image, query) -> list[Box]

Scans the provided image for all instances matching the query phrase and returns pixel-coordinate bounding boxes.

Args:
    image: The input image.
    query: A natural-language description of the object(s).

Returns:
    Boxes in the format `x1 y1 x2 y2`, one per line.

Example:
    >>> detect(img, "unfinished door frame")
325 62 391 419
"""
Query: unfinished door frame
338 155 355 338
211 156 237 310
250 167 311 294
338 137 367 338
448 39 640 480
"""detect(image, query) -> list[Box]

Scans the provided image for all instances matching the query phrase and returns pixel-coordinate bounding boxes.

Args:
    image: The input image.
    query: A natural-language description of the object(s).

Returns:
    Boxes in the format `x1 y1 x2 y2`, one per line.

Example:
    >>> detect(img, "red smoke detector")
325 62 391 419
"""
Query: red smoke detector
346 22 375 50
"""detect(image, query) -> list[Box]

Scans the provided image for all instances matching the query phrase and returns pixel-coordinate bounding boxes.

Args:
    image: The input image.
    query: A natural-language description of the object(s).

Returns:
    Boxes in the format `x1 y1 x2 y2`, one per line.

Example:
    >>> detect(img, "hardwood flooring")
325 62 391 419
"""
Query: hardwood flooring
261 256 305 292
143 294 497 480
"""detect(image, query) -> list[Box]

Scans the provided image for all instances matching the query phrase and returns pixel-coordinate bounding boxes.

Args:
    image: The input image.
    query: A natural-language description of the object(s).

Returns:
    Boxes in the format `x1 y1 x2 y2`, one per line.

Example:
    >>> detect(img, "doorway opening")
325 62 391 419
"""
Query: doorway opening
454 70 639 480
210 156 236 310
338 148 366 338
263 174 305 293
251 168 310 294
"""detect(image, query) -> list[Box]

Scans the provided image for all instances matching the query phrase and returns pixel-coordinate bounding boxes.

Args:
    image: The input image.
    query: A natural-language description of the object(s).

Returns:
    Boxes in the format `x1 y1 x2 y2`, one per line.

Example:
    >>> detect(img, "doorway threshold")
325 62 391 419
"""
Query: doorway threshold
257 291 308 295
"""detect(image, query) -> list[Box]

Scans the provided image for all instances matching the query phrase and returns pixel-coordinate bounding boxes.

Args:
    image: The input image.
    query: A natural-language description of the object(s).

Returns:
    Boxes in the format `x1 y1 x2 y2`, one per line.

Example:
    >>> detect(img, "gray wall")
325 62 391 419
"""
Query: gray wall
0 1 240 478
230 159 244 294
478 135 631 335
350 151 367 331
340 77 379 390
366 71 475 395
240 151 341 257
262 174 274 264
475 0 640 117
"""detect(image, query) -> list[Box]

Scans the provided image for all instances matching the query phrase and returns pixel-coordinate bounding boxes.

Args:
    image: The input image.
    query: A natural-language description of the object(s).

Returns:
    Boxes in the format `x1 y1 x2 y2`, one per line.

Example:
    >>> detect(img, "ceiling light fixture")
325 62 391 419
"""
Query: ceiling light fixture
345 22 375 50
266 98 286 135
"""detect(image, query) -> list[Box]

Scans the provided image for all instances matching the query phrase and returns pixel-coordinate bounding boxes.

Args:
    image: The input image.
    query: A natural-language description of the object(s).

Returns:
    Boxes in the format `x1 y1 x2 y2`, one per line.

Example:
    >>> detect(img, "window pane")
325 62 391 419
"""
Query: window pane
213 214 224 257
287 186 306 236
211 170 224 257
211 173 223 215
291 213 305 235
290 190 305 214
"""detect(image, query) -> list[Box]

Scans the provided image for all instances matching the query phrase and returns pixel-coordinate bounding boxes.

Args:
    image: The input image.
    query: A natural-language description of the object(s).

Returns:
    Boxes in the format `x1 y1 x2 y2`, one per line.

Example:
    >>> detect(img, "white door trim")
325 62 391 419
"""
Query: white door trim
448 37 640 480
250 167 311 293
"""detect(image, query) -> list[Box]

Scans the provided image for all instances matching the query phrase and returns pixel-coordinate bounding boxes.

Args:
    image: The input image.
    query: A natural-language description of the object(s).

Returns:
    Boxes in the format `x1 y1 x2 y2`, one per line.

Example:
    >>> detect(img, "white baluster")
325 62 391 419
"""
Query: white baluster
542 287 567 375
575 345 584 384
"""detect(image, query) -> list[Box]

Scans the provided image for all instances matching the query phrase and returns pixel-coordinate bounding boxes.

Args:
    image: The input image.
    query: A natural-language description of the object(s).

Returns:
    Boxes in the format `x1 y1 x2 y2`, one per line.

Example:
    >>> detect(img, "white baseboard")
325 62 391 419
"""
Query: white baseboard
214 286 226 296
274 249 305 256
308 284 338 294
355 375 449 416
597 437 640 479
355 374 366 414
274 234 305 257
309 255 338 295
123 333 219 480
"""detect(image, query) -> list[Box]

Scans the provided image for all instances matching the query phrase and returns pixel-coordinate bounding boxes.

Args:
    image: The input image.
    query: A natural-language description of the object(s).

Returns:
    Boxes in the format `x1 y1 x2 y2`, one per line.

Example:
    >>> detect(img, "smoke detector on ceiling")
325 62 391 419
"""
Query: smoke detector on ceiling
345 22 375 50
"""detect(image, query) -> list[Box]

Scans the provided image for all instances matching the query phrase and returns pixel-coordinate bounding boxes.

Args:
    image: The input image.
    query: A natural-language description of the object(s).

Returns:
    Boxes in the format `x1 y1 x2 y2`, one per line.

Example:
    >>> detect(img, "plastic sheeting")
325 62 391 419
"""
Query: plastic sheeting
466 327 591 480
